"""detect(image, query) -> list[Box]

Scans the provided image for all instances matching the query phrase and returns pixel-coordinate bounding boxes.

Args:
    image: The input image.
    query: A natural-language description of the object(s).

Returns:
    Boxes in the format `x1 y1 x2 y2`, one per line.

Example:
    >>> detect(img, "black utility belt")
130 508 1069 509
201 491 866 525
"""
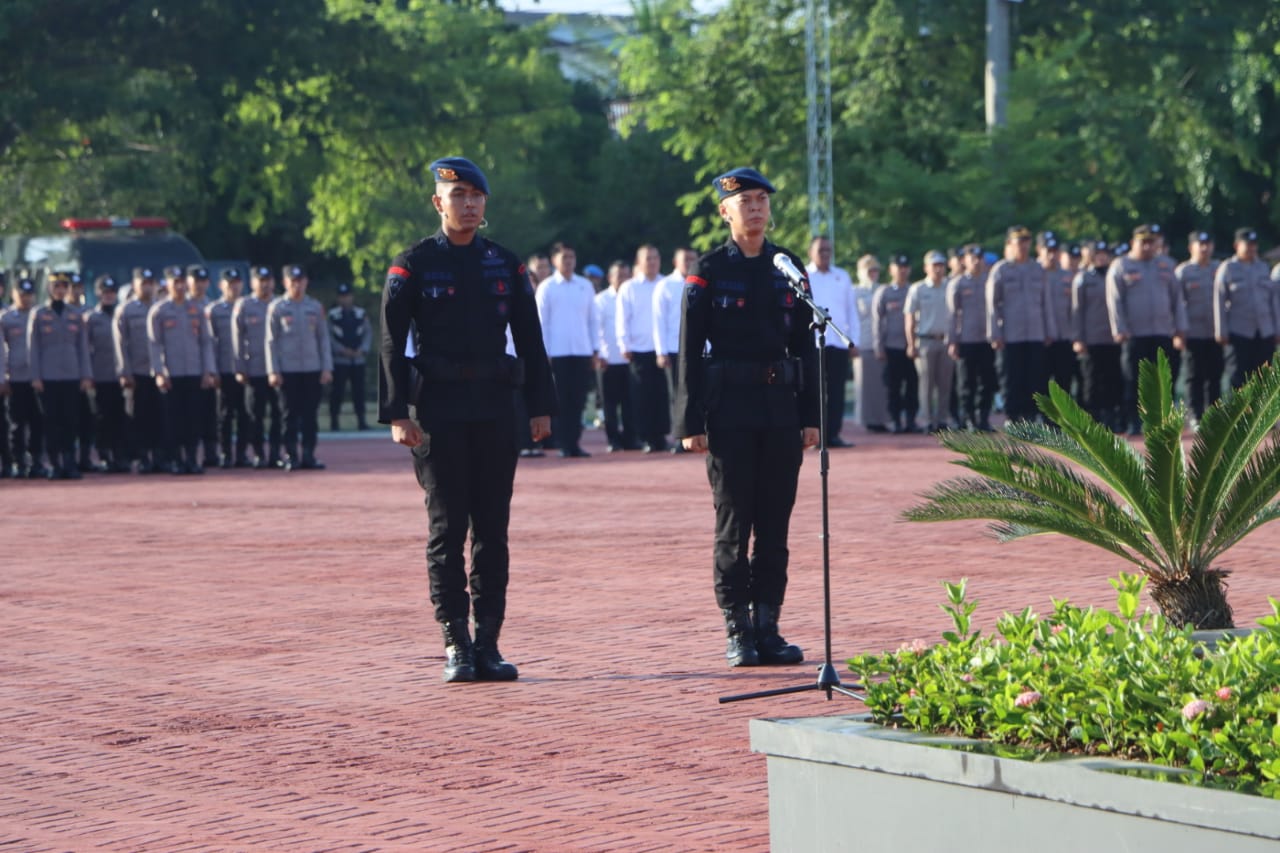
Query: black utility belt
708 358 801 387
415 355 525 386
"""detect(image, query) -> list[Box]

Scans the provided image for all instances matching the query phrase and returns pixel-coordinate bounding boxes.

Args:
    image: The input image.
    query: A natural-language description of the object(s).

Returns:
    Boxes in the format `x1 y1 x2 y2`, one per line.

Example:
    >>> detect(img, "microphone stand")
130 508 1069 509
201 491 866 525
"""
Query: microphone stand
720 270 865 704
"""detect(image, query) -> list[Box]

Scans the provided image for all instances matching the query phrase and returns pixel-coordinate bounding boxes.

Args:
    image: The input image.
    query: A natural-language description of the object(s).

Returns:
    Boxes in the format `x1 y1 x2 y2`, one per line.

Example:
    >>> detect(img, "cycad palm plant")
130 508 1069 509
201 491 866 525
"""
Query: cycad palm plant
905 351 1280 629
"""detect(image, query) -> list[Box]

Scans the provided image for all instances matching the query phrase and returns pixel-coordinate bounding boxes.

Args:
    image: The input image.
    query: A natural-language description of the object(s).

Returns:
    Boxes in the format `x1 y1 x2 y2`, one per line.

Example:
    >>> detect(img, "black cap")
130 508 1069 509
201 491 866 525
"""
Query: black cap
964 244 983 256
1007 225 1031 241
1190 231 1213 244
336 282 353 295
68 272 83 285
891 254 911 266
1067 243 1081 257
283 264 306 279
1114 242 1130 255
1235 227 1259 243
186 264 210 279
95 274 118 291
221 268 242 281
17 278 35 293
1093 240 1109 252
1036 230 1057 249
133 266 156 280
1132 224 1155 240
164 264 185 279
253 265 273 278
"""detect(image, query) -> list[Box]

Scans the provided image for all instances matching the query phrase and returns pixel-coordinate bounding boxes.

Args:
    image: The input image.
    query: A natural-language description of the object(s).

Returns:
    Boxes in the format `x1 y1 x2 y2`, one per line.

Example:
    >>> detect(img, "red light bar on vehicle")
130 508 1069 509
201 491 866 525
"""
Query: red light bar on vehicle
60 217 171 231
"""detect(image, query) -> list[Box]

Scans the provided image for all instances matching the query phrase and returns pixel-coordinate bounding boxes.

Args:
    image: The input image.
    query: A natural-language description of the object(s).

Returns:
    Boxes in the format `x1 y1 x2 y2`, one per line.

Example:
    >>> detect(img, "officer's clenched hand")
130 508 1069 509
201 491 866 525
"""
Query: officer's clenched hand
391 418 423 447
79 378 93 393
120 375 134 389
530 416 551 443
320 370 333 385
156 375 171 392
268 372 283 388
683 434 708 453
31 379 43 393
802 428 819 449
656 354 669 369
235 372 248 385
200 373 216 390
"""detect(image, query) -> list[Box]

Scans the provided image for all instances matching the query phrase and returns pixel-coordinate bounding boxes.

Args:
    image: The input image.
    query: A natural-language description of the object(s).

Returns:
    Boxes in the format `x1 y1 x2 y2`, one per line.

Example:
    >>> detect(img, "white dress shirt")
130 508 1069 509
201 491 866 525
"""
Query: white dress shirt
594 288 627 365
805 263 860 349
652 271 685 357
535 271 598 357
616 273 662 353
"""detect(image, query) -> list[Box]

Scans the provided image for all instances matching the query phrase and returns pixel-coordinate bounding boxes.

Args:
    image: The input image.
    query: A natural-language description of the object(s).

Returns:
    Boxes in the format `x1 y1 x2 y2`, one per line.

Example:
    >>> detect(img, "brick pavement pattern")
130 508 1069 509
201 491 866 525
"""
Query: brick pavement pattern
3 428 1279 851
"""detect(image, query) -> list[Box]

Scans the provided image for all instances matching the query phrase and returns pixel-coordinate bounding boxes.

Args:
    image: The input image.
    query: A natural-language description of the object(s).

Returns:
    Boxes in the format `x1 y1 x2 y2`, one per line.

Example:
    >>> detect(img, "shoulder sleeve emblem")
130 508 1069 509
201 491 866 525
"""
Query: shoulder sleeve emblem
387 265 411 298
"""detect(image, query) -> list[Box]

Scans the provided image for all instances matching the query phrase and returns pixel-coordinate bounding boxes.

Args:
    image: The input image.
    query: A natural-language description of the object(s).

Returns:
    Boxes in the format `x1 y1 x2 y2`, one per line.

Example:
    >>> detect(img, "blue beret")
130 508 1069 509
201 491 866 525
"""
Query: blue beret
430 157 489 195
713 167 775 199
583 264 604 278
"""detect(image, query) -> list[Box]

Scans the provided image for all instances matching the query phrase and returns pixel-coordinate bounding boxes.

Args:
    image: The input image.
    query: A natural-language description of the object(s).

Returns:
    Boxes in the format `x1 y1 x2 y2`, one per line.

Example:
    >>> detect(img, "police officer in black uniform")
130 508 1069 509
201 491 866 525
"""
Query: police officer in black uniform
379 157 555 684
675 167 820 668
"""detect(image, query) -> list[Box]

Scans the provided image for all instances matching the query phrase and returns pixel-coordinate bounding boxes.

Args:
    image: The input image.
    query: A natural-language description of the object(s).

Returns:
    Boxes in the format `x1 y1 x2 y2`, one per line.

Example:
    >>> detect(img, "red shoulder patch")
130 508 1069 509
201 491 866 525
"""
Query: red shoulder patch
686 275 708 288
388 265 411 278
518 264 527 276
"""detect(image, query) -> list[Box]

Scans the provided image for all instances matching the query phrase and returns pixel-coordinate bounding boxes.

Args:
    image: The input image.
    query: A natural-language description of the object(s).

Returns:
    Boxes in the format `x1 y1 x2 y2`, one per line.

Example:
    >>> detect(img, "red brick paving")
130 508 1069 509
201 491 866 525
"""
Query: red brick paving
3 426 1279 850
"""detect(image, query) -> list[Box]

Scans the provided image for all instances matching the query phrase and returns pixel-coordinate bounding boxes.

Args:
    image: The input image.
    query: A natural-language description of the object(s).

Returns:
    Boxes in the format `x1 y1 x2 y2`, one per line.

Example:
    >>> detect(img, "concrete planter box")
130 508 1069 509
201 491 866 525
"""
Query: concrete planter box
751 714 1280 852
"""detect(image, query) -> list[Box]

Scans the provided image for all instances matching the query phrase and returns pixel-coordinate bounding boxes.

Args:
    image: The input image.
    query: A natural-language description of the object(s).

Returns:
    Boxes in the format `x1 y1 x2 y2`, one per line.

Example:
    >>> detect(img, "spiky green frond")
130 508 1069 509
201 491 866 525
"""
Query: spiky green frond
1020 384 1151 517
1202 502 1280 567
1202 438 1280 560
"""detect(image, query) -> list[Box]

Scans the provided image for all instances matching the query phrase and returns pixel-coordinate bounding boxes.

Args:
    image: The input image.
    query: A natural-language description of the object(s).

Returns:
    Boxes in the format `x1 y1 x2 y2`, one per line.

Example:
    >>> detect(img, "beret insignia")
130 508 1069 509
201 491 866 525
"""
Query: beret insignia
436 167 458 181
719 176 740 192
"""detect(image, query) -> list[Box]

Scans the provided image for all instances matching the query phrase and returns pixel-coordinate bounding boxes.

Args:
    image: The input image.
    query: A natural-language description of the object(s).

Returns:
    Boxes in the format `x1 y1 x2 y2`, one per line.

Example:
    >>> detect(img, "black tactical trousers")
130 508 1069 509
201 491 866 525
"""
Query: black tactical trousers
217 373 250 459
92 381 126 464
9 382 44 467
822 346 851 438
628 351 670 447
1121 337 1176 429
200 386 217 457
599 363 633 448
245 375 283 458
955 343 996 427
550 355 592 452
882 348 917 424
0 393 10 469
76 387 94 460
280 371 321 457
38 380 79 463
413 412 519 624
162 376 204 462
127 375 163 464
1183 338 1224 418
1079 344 1122 427
706 426 803 611
1228 334 1273 392
1000 341 1046 423
1046 340 1078 400
329 362 367 426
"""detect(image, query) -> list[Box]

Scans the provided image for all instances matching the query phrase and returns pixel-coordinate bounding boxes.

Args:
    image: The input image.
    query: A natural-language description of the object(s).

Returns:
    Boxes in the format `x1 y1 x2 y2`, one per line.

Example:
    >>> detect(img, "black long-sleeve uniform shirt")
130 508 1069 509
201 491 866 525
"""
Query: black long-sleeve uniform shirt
378 231 555 428
674 238 821 438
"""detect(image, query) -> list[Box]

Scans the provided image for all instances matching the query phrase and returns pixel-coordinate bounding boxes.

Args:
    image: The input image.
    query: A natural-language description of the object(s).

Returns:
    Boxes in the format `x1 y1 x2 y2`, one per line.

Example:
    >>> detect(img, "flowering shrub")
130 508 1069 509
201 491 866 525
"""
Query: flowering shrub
848 574 1280 798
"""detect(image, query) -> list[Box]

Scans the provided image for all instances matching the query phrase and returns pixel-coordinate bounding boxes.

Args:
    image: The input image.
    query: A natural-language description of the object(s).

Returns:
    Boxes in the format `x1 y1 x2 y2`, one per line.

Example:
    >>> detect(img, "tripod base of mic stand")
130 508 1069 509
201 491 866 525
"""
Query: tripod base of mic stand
719 662 866 704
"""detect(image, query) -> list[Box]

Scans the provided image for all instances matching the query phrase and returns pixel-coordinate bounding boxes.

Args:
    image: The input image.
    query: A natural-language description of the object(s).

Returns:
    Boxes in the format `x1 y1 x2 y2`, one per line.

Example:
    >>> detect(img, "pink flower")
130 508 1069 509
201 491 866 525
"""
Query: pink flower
898 638 929 654
960 673 974 683
1216 687 1233 701
1014 690 1041 708
1182 699 1211 720
1051 624 1066 635
907 688 918 698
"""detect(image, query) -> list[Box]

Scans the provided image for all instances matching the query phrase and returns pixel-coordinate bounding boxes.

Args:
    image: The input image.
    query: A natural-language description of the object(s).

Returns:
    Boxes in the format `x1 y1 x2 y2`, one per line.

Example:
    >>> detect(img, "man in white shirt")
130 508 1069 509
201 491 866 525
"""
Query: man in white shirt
594 260 635 451
616 244 669 452
654 246 697 454
536 241 598 457
805 236 859 447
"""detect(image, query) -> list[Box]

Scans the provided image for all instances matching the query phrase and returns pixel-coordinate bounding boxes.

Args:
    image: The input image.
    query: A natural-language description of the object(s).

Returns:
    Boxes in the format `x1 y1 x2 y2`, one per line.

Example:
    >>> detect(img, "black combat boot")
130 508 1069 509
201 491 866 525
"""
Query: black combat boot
63 452 83 480
753 602 803 665
441 619 476 683
473 619 519 681
723 605 760 667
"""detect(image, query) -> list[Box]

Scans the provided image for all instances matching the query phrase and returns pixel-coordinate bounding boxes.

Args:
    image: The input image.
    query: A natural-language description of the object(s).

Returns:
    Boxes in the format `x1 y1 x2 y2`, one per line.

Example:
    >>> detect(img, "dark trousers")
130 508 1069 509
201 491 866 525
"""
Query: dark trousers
1000 341 1046 423
92 382 126 464
38 380 80 464
1183 338 1224 418
1046 340 1078 400
9 382 44 468
663 358 680 439
76 388 94 461
628 351 670 448
246 375 283 459
330 362 367 427
217 373 250 459
883 348 918 425
162 376 204 462
127 375 162 464
550 355 592 453
0 393 9 469
1228 334 1273 392
1122 336 1176 430
706 426 803 610
599 362 634 449
1079 344 1122 428
280 371 321 458
200 386 218 457
955 343 997 427
412 413 519 625
822 346 852 438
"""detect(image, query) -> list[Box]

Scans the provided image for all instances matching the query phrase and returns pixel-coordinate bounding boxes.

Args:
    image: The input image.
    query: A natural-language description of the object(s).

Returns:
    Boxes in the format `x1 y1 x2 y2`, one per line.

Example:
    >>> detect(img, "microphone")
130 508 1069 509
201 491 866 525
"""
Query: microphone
772 253 809 292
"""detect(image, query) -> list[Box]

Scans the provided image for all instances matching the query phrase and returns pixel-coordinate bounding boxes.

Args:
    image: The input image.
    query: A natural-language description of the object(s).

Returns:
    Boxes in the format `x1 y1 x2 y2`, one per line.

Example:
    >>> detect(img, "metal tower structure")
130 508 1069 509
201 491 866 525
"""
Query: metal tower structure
805 0 834 248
